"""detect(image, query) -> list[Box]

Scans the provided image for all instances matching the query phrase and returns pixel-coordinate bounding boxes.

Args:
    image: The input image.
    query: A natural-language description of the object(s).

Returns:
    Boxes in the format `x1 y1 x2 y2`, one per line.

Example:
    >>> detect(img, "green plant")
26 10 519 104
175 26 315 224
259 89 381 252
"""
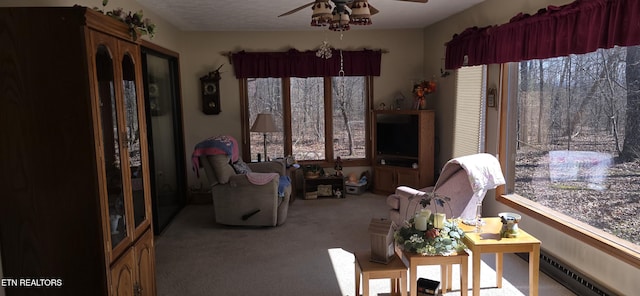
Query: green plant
93 0 155 40
418 191 452 215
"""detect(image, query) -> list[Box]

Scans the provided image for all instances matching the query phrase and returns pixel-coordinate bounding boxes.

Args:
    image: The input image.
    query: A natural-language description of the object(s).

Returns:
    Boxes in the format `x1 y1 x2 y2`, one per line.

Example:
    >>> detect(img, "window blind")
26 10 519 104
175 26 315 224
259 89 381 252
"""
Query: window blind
453 65 486 157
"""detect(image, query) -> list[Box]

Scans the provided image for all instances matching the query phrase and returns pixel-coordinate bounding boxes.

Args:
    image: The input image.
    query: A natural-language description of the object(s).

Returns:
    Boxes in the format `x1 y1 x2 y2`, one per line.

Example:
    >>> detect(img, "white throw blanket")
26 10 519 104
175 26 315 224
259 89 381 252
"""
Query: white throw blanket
445 153 505 220
447 153 506 193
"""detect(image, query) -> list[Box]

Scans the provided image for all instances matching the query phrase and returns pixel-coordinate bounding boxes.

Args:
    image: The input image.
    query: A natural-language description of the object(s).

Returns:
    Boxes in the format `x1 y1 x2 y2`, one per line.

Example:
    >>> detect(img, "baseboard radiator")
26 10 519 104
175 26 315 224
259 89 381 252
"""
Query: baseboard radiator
516 251 618 296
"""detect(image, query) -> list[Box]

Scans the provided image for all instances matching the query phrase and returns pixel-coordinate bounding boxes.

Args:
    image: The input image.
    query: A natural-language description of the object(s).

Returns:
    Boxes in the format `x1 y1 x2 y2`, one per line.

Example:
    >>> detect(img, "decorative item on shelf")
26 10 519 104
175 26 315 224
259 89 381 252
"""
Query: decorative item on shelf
318 184 333 196
304 164 323 178
499 212 522 238
394 191 466 255
412 79 437 110
92 0 156 40
394 92 406 110
109 214 122 234
333 188 343 198
334 157 343 176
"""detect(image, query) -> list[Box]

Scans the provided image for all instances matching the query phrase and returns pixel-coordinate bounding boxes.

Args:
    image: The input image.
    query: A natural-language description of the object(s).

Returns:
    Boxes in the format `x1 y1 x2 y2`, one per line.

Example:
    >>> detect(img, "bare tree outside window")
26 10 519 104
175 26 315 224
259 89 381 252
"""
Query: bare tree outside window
332 76 366 159
291 77 325 160
514 45 640 246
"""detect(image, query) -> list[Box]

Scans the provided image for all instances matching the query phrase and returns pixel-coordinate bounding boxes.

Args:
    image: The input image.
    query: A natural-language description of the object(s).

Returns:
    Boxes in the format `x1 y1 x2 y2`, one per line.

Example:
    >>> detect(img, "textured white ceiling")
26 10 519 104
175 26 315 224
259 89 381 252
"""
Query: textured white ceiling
135 0 484 31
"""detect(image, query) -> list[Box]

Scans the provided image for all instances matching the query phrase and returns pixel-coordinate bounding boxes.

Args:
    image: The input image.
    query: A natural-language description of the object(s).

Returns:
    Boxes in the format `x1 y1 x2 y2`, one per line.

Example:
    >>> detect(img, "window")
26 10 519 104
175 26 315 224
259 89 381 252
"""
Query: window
500 45 640 262
332 76 367 160
291 77 325 160
246 78 284 161
244 76 370 165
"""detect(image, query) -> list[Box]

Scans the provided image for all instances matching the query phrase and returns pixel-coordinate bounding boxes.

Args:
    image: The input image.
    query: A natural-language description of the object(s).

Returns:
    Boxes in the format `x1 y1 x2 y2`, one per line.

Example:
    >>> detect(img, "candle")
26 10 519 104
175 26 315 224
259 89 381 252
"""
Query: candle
419 209 431 219
415 214 428 231
434 213 446 229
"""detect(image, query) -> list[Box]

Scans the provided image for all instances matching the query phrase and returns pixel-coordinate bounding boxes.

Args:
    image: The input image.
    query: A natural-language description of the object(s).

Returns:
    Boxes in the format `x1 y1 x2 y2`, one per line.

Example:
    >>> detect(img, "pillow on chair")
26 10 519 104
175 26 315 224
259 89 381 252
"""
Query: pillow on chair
207 155 236 184
232 159 252 174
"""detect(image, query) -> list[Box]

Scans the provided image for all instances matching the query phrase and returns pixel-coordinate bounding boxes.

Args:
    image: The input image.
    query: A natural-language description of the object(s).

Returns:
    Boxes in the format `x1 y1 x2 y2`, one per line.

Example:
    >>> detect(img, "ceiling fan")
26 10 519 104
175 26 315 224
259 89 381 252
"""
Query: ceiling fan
278 0 429 31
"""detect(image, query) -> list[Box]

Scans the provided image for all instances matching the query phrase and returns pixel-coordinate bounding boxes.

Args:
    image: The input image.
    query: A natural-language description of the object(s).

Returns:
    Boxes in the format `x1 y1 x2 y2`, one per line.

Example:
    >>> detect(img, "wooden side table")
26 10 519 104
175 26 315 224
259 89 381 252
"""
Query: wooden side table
397 250 469 296
303 175 345 198
459 217 541 296
354 250 408 296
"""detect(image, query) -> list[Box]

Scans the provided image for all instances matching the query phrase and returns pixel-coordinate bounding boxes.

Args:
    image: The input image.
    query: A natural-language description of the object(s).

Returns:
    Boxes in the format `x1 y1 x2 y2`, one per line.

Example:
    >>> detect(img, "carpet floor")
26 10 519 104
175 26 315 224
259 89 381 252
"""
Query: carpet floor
154 193 576 296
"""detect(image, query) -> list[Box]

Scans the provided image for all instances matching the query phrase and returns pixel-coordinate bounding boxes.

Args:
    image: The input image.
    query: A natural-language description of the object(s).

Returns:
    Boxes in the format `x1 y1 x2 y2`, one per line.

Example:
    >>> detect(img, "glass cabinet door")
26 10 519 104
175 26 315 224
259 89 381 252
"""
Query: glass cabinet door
95 43 129 249
93 31 151 257
120 42 150 236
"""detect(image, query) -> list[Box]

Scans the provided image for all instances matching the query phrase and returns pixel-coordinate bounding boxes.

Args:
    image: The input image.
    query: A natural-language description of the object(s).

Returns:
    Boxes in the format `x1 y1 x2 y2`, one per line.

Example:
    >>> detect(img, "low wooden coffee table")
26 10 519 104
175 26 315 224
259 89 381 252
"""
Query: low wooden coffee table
397 249 468 296
460 217 541 296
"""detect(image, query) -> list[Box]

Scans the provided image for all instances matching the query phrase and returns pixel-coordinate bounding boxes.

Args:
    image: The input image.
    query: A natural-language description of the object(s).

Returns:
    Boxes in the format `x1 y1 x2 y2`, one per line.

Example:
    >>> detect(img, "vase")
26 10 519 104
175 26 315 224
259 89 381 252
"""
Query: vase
110 214 122 234
418 97 428 110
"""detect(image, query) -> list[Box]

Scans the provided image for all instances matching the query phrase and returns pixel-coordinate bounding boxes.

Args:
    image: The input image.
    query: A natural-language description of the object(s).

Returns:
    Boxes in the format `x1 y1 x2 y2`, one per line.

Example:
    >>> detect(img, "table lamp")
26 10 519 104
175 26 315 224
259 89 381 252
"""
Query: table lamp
250 113 277 161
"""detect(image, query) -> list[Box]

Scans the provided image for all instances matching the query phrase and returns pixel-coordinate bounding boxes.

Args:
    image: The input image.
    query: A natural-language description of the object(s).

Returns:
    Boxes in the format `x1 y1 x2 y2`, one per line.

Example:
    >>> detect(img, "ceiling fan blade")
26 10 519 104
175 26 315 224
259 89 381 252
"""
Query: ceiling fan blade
278 2 315 17
396 0 429 3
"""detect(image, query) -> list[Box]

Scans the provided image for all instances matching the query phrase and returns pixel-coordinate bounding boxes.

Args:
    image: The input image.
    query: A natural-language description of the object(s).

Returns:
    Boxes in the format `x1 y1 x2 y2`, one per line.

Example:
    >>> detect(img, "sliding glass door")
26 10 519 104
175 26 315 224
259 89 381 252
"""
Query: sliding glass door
141 44 186 234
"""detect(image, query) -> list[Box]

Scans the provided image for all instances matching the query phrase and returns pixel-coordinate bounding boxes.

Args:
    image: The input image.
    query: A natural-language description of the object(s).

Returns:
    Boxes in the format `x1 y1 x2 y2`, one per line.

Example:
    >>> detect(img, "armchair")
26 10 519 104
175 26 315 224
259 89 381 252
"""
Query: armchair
200 154 291 227
386 153 505 225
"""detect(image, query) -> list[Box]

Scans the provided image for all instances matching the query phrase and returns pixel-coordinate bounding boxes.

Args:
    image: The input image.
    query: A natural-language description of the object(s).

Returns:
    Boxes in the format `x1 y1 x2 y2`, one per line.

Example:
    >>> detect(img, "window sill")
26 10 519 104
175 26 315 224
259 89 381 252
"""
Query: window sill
497 193 640 269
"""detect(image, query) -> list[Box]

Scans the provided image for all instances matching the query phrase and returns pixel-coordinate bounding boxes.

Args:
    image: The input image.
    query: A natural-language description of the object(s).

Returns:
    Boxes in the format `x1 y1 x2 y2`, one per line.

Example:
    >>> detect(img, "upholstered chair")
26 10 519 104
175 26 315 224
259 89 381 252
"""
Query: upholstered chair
200 155 291 227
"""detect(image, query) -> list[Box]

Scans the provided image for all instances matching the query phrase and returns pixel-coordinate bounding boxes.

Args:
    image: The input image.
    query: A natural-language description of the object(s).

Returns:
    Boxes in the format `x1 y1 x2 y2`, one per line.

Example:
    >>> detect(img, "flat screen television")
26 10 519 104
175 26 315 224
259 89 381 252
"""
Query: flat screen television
376 114 419 158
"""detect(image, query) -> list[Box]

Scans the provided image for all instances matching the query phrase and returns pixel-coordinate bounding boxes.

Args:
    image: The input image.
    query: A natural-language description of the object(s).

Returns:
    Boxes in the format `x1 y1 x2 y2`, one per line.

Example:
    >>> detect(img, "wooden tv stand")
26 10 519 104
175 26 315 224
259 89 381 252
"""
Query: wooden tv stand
372 110 435 194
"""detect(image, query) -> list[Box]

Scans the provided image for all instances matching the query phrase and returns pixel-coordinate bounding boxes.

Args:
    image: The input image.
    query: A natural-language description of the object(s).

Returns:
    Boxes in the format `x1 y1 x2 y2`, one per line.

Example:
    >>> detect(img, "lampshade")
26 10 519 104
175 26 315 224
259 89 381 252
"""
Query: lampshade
350 0 372 25
329 11 351 31
311 0 333 26
250 113 278 133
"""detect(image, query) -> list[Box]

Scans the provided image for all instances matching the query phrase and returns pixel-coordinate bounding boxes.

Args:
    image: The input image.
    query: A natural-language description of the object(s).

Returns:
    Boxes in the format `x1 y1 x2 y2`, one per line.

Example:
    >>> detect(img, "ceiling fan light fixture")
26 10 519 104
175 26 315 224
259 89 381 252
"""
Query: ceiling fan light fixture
329 11 351 31
311 0 333 27
350 0 372 26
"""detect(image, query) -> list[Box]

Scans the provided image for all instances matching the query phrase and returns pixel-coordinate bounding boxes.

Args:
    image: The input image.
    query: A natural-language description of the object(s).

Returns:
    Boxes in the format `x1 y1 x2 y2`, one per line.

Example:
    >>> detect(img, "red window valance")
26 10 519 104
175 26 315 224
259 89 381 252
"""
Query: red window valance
231 48 382 78
445 0 640 69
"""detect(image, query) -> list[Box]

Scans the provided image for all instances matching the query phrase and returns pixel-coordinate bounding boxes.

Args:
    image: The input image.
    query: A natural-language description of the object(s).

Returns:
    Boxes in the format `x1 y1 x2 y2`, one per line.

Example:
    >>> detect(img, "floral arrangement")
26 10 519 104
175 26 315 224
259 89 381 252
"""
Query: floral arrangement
413 79 437 110
394 218 466 255
394 192 466 255
413 80 437 97
93 0 156 40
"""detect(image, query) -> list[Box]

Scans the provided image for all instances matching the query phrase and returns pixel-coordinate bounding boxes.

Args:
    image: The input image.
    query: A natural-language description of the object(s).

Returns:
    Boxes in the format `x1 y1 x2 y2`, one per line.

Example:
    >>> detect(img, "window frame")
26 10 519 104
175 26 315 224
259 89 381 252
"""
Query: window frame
495 63 640 269
239 76 374 167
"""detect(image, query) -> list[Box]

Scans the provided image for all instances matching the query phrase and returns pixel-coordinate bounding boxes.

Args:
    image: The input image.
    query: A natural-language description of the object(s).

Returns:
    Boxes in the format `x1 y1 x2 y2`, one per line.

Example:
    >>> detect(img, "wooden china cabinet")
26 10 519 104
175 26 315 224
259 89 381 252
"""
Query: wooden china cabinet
0 7 155 295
